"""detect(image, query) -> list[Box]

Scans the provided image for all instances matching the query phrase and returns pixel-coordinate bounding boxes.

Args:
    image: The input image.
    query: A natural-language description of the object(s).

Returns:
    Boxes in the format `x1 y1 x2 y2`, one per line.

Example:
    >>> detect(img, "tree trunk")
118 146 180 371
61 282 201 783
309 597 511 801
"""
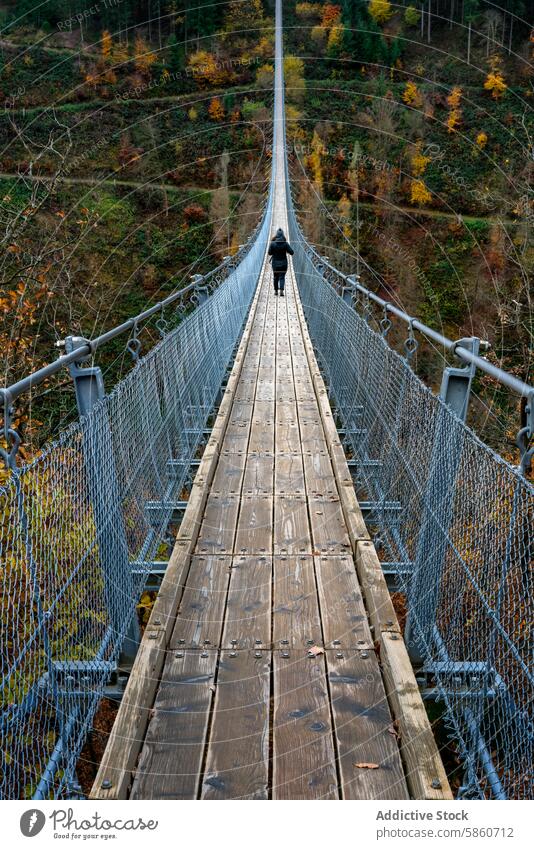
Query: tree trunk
467 21 471 65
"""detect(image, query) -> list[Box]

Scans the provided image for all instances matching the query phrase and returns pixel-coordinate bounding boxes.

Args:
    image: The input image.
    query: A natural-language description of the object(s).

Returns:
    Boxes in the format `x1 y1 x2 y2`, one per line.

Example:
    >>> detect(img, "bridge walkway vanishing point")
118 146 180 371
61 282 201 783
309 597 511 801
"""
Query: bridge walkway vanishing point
91 3 451 799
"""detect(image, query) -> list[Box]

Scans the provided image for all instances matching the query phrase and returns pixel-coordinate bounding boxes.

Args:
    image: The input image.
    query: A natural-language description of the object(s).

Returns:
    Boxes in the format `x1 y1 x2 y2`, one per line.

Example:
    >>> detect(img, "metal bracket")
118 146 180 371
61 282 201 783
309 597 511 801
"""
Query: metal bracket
404 320 419 362
191 273 209 305
0 389 20 470
517 390 534 475
439 337 481 422
343 274 359 306
64 336 104 418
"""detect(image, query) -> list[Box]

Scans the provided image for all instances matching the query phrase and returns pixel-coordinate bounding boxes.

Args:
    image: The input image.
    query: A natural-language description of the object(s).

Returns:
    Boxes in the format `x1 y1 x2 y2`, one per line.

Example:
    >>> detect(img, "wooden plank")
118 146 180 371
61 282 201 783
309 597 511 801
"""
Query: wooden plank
255 381 276 402
201 650 270 799
380 631 453 800
223 409 253 453
272 651 339 799
222 556 272 647
253 400 275 420
90 630 166 799
234 495 273 555
130 650 217 800
274 451 305 495
274 495 312 554
275 416 301 454
354 541 400 634
242 452 274 495
302 449 337 497
144 539 193 639
170 555 231 649
273 555 322 649
299 415 324 443
314 555 373 648
195 494 240 554
326 650 409 800
309 496 352 555
211 450 246 495
249 414 275 453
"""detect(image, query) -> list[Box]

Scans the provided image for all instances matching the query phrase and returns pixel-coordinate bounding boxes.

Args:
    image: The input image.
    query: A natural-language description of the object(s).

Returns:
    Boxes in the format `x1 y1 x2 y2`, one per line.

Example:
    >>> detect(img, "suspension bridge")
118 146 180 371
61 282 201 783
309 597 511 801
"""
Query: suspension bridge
1 0 532 801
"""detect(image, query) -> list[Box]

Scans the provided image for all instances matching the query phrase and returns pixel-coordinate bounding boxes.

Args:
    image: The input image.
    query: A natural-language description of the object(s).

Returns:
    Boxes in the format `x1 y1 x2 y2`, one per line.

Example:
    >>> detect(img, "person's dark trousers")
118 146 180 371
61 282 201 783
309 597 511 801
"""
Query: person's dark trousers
273 272 286 294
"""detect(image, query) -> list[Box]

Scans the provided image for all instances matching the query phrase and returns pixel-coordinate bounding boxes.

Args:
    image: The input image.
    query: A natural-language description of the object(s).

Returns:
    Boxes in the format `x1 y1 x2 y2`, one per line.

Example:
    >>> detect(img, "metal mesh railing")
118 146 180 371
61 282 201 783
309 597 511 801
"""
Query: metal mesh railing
0 191 272 800
286 200 534 800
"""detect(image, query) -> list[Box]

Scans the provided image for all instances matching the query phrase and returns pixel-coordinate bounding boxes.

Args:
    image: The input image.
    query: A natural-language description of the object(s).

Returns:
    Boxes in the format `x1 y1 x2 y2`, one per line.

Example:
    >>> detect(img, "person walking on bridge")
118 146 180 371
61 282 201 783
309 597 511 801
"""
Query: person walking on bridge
268 228 294 296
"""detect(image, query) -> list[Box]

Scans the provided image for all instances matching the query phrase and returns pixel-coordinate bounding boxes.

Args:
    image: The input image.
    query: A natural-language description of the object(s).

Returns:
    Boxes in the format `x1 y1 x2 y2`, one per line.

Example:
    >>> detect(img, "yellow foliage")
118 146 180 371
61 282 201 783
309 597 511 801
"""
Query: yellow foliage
311 25 326 46
101 30 112 61
402 80 423 107
447 108 461 133
327 23 344 51
187 50 229 86
188 106 198 121
208 97 225 121
134 35 156 76
224 0 263 32
285 104 304 141
410 179 432 206
256 63 274 89
284 55 305 101
410 142 430 177
252 36 272 58
476 131 488 148
484 70 507 99
112 42 129 65
447 86 462 109
337 193 351 235
308 130 326 188
296 2 322 16
368 0 393 24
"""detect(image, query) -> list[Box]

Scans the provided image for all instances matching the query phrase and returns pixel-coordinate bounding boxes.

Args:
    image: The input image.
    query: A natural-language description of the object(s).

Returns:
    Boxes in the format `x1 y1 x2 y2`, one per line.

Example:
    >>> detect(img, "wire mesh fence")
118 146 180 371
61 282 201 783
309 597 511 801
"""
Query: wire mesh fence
0 193 272 800
287 207 534 800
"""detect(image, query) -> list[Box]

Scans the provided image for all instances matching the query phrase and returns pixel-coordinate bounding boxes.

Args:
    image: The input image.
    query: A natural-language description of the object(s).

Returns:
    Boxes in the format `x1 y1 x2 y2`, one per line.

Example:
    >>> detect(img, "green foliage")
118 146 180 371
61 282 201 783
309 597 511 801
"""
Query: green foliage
241 99 266 120
88 192 134 241
404 6 421 26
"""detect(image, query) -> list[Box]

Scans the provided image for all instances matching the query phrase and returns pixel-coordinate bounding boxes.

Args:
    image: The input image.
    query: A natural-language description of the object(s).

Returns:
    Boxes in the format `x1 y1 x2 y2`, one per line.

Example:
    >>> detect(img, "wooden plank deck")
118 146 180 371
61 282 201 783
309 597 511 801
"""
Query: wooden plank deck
91 7 451 795
91 238 451 800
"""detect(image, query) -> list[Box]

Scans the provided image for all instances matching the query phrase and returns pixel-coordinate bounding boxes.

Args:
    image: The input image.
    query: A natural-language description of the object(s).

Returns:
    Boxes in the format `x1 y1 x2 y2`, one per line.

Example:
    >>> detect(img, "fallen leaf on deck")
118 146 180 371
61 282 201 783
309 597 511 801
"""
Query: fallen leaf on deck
354 762 379 769
307 646 324 656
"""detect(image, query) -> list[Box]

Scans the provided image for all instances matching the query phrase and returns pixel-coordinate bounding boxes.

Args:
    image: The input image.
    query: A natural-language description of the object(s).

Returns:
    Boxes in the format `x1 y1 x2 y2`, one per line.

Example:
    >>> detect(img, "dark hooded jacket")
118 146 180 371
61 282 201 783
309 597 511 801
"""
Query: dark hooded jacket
268 228 294 272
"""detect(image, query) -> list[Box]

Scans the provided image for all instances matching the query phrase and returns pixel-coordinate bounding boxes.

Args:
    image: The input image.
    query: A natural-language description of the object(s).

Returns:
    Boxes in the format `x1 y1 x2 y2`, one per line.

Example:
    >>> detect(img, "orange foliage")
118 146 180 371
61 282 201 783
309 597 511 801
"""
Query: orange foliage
484 70 507 99
208 97 225 121
134 35 157 77
321 4 341 27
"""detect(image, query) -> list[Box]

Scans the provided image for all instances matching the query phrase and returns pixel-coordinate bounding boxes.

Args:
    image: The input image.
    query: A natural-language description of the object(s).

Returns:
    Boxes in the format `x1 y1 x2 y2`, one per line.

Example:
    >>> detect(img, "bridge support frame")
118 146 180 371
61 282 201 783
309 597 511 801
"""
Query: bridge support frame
65 336 140 672
405 338 480 665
